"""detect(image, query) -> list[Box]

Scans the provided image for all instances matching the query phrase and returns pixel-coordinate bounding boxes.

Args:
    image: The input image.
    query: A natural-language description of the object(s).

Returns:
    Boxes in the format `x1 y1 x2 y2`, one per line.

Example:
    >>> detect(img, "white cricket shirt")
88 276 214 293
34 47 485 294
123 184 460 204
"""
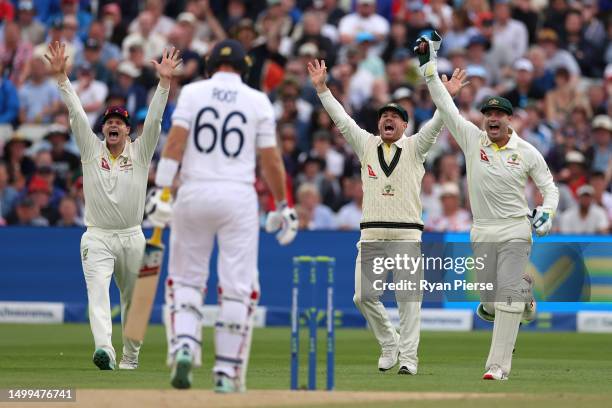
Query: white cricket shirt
171 72 277 185
426 74 559 222
58 79 168 229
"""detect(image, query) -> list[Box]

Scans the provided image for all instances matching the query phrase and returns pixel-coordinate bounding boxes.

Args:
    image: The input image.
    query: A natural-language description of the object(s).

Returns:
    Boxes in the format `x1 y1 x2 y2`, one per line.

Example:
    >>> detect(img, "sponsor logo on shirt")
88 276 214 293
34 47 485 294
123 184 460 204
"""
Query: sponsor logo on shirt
101 157 110 171
480 149 490 163
382 184 395 196
367 164 377 179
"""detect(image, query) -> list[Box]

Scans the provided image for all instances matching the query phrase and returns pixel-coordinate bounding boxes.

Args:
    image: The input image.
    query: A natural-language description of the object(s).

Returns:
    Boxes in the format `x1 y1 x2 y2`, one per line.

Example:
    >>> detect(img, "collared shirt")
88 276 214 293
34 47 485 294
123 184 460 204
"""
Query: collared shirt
427 74 559 222
58 79 168 229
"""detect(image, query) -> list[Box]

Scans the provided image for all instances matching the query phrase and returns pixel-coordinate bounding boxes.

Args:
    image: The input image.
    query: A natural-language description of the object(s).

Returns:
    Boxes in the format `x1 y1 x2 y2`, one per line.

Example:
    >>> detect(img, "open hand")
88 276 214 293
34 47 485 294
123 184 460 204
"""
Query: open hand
442 68 469 97
44 41 69 80
151 47 182 80
307 59 328 93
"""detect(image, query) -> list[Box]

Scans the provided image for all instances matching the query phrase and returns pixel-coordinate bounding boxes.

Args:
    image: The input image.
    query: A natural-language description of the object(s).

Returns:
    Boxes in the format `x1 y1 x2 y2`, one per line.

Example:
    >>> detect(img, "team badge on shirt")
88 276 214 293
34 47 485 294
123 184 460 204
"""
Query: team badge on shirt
101 157 111 171
119 157 133 171
506 153 521 166
382 184 395 196
367 165 378 179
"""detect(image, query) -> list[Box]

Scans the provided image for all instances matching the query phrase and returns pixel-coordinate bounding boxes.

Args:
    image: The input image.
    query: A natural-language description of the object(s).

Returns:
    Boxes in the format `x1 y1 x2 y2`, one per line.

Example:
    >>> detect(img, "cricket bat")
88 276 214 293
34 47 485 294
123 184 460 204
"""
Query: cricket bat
124 188 171 342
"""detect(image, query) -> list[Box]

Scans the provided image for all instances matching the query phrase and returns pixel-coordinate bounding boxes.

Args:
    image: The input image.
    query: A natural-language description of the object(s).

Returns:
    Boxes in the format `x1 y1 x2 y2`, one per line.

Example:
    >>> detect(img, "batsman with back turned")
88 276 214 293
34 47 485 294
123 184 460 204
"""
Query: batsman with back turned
146 39 298 392
415 32 559 380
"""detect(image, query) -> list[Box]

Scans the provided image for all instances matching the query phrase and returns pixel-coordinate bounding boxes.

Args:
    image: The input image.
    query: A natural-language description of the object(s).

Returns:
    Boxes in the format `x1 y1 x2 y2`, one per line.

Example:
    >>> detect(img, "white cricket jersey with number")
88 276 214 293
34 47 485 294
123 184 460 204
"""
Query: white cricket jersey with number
318 90 443 241
171 72 277 185
425 75 559 224
58 78 169 229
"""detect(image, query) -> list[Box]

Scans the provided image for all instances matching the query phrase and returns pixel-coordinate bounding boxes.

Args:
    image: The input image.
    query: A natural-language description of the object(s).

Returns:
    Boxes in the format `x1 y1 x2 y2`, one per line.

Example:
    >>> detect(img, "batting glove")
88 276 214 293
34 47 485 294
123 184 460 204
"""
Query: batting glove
145 188 173 228
413 31 442 78
530 206 553 237
265 201 298 245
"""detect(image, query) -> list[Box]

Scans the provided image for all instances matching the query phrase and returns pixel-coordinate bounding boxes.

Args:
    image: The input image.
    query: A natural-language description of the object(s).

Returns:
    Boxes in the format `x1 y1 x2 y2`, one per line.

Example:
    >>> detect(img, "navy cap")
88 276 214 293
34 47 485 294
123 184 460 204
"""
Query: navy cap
378 103 409 122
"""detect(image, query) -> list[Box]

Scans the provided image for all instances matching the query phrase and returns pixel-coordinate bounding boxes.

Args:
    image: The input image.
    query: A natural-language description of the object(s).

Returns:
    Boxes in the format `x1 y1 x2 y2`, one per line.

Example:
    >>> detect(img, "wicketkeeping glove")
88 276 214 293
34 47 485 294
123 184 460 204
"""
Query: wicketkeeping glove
265 201 298 245
530 206 553 236
413 31 442 78
145 188 173 228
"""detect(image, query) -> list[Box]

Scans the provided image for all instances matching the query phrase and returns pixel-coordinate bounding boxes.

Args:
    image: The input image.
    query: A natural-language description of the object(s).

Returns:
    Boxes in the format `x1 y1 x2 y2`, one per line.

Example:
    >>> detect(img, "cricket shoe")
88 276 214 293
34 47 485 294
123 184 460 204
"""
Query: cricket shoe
482 364 508 380
93 348 115 370
378 332 400 371
214 372 244 393
170 346 193 389
476 303 495 322
397 363 417 375
118 356 138 370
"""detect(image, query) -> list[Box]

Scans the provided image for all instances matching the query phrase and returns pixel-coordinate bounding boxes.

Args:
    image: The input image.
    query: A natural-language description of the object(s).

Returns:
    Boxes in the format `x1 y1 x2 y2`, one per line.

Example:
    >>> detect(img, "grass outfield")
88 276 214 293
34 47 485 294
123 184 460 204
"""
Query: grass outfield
0 324 611 407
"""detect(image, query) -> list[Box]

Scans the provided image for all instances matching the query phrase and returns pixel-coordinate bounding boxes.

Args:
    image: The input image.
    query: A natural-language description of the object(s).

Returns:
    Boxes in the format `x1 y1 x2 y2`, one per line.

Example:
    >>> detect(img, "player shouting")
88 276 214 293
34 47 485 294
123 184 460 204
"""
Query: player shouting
308 59 466 375
46 42 181 370
146 39 297 391
415 32 559 380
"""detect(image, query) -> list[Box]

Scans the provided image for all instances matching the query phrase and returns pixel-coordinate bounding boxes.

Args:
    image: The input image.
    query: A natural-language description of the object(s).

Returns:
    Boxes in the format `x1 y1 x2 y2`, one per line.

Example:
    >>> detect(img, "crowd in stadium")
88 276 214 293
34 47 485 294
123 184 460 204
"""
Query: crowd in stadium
0 0 610 233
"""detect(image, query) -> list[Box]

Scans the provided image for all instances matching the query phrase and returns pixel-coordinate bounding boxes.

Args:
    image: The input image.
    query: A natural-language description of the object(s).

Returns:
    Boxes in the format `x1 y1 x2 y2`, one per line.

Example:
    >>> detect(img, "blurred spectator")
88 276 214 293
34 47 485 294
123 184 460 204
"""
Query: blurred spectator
336 176 362 230
184 0 227 44
511 0 538 44
122 11 166 61
292 10 335 66
295 155 339 210
74 21 122 73
17 1 46 46
176 12 208 56
129 0 175 37
520 103 553 157
490 0 528 75
30 164 63 215
581 0 606 47
544 67 589 127
295 182 336 230
542 0 569 31
125 41 158 90
274 76 311 144
2 134 35 188
338 0 389 50
536 28 580 77
502 58 544 110
72 63 108 126
62 14 83 56
421 171 441 222
114 61 147 121
315 0 345 28
404 1 434 47
0 20 33 87
43 125 80 186
0 0 15 21
559 185 609 234
465 64 494 108
245 14 287 91
585 115 612 173
0 60 20 126
560 8 603 78
5 196 49 226
0 160 18 218
278 122 300 177
590 171 612 222
18 56 61 124
309 130 344 178
167 23 202 85
32 18 76 67
423 0 452 32
526 45 555 95
426 183 471 232
55 195 82 226
49 0 92 43
441 9 478 56
464 35 496 86
381 18 410 63
562 150 588 197
101 2 129 48
391 86 415 136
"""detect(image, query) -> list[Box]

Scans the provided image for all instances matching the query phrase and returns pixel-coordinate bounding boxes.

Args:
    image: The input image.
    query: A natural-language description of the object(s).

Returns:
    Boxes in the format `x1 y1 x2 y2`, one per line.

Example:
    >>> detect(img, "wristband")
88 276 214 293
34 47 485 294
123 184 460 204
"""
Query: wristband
155 157 179 187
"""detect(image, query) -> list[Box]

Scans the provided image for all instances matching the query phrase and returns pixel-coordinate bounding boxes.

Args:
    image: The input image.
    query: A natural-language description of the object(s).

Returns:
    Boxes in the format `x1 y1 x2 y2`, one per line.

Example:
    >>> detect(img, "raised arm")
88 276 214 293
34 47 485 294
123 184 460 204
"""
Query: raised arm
136 47 182 164
308 59 370 160
415 33 482 152
46 41 98 161
414 68 470 159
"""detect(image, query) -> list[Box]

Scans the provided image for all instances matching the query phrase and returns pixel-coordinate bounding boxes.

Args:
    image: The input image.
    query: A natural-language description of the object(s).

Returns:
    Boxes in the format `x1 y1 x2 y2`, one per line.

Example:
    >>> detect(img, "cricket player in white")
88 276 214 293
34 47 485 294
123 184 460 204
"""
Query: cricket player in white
146 40 298 391
415 32 559 380
308 59 466 375
46 42 181 371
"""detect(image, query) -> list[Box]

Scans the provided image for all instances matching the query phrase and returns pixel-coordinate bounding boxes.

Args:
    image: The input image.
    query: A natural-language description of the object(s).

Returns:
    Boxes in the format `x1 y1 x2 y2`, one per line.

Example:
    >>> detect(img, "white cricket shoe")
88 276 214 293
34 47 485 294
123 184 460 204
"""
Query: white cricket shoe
119 356 138 370
482 364 508 380
397 363 417 375
378 332 400 371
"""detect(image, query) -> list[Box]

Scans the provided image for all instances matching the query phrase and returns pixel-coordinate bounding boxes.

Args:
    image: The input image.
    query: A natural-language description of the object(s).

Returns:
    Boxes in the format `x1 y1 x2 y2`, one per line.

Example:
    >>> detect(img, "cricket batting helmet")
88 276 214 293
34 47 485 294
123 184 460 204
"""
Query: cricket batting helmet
206 39 252 77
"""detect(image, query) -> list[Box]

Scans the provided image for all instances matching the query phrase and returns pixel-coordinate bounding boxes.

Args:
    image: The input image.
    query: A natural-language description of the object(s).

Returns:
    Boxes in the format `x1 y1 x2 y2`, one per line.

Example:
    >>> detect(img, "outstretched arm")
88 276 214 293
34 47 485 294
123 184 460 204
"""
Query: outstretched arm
46 41 98 162
415 34 482 152
136 47 182 164
308 59 370 160
414 68 470 160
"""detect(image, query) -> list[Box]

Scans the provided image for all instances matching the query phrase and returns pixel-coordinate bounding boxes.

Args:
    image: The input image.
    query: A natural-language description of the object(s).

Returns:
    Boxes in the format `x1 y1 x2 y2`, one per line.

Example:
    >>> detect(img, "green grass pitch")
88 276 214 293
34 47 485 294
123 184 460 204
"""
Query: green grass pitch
0 324 611 407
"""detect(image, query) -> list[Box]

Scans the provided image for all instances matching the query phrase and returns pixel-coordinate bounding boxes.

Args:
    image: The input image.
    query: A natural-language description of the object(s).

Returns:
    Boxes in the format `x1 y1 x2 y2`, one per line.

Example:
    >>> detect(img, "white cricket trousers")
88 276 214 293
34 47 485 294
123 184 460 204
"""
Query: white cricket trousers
80 225 145 362
166 181 259 382
353 240 422 370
